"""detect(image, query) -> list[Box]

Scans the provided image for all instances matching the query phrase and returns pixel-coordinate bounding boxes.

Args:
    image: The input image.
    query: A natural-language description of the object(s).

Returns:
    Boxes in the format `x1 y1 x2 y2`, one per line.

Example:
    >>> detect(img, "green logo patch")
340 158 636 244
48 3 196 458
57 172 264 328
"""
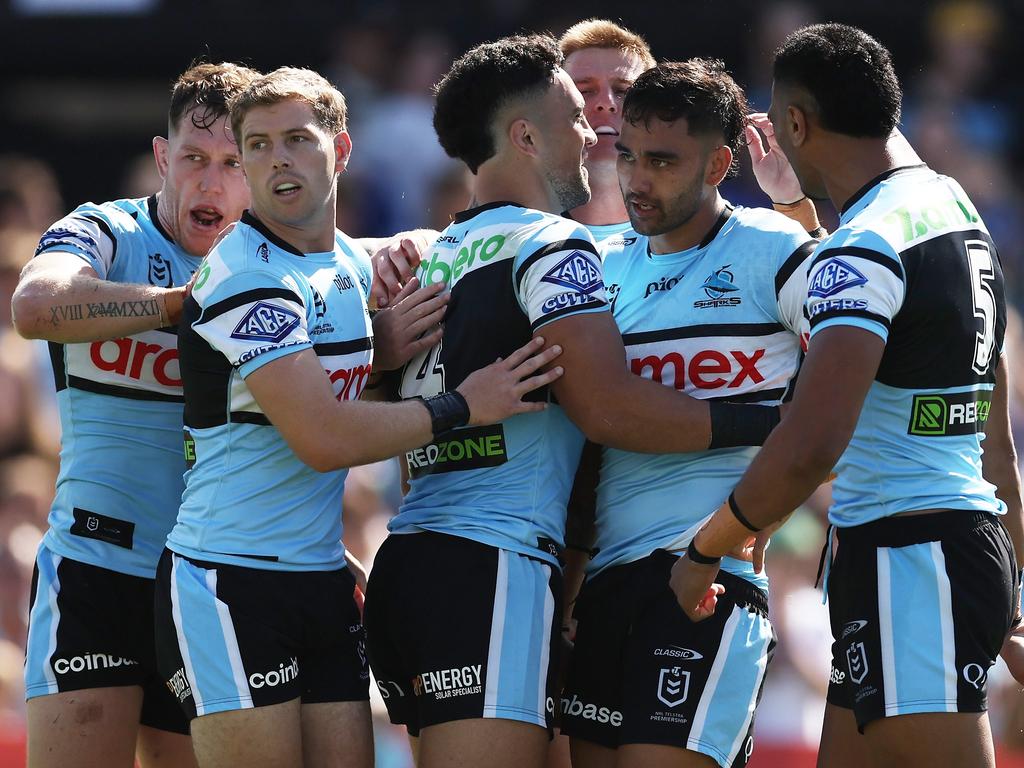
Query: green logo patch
908 392 991 437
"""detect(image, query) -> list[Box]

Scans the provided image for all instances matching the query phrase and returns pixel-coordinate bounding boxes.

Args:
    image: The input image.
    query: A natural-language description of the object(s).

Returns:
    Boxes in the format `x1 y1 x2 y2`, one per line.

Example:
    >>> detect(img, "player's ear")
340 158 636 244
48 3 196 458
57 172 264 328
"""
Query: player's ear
334 131 353 173
153 136 170 180
508 117 540 159
705 145 732 187
787 104 809 148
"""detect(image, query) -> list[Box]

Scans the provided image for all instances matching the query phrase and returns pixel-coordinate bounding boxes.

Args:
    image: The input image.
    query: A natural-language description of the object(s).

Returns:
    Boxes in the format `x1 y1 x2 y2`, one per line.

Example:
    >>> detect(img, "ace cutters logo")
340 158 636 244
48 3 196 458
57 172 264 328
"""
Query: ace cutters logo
231 302 301 343
656 666 690 708
808 257 867 298
540 250 601 295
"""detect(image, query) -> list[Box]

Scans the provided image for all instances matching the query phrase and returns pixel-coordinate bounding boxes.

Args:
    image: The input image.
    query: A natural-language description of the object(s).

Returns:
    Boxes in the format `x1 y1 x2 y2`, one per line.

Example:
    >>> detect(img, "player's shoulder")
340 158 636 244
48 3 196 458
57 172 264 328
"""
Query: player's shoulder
193 219 296 305
333 229 372 294
510 208 599 266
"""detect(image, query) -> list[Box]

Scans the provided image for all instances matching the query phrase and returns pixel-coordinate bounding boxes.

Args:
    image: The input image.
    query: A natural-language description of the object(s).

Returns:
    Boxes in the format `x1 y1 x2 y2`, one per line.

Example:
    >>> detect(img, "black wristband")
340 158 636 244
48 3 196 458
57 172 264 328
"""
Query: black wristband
419 392 470 438
708 401 781 449
686 538 722 566
728 492 762 532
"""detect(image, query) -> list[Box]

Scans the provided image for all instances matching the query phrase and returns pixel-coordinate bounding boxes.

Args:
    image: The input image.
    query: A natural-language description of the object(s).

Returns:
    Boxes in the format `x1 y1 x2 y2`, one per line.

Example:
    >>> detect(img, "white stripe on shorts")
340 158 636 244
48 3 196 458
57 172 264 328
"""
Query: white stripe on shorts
930 541 958 710
687 605 742 752
877 547 898 714
170 554 205 715
483 548 509 717
206 568 252 710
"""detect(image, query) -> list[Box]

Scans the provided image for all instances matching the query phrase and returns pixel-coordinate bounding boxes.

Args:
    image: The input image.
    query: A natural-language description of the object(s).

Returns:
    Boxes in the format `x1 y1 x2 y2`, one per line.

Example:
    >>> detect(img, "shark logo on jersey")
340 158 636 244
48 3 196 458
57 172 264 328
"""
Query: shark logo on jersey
147 253 172 287
36 223 99 256
541 250 602 295
808 258 868 298
231 302 301 343
694 265 741 308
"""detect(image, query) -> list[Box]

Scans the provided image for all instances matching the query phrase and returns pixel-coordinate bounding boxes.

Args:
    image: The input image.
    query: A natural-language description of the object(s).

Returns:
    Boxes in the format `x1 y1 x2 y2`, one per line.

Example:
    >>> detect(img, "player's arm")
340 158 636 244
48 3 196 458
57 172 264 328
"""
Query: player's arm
543 312 776 453
245 337 563 472
669 325 884 620
983 354 1024 564
12 250 188 343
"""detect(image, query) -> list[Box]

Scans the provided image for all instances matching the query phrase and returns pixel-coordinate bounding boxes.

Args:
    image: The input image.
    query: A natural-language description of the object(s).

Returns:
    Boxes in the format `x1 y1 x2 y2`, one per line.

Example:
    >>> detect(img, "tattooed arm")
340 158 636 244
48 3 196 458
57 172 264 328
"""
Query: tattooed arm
12 251 188 343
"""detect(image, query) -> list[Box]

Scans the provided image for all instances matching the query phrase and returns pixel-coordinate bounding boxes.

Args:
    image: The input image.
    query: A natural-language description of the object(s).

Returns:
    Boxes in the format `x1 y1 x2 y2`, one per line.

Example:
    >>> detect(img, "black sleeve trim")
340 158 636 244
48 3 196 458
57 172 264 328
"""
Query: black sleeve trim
199 287 304 323
810 246 904 281
68 375 184 403
622 322 785 346
775 239 817 298
80 214 118 265
229 411 272 426
708 387 787 403
529 299 607 331
514 238 600 289
312 337 373 356
809 309 892 331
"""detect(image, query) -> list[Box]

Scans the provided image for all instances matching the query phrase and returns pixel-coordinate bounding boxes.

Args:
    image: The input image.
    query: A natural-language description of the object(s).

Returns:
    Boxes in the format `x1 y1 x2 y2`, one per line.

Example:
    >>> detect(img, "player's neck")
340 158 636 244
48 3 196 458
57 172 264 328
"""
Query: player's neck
473 163 562 215
822 131 922 214
251 201 337 254
648 192 726 255
570 169 628 226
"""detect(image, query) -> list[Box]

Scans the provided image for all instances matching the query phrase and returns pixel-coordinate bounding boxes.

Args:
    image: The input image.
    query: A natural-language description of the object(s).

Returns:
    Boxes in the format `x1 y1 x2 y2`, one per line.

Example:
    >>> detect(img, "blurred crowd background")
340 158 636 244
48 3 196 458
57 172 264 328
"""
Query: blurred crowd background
2 0 1024 765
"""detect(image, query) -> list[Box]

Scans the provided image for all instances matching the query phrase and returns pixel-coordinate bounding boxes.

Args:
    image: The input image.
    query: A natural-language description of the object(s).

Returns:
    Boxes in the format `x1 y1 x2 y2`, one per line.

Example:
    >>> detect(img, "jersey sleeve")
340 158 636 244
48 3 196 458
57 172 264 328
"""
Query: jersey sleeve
806 234 905 342
34 203 129 279
192 270 311 378
775 238 817 336
513 223 608 331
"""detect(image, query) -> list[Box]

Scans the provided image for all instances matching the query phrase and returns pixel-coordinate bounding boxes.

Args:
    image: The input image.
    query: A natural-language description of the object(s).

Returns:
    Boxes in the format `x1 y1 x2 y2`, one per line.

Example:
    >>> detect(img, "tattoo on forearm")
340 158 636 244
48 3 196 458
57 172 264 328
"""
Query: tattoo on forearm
48 300 160 325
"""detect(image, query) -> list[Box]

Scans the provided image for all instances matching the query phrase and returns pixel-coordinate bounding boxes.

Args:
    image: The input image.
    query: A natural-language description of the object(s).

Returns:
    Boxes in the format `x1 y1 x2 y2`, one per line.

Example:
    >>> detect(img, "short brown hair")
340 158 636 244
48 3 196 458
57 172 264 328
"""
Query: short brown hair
559 19 655 69
168 61 260 134
229 67 347 147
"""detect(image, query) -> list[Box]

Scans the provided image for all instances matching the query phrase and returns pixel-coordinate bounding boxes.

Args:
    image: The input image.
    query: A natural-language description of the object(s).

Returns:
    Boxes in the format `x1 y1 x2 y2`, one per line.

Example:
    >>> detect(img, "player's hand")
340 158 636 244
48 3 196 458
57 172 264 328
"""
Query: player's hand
457 336 564 425
371 231 432 308
745 113 803 205
1001 623 1024 685
669 551 725 622
371 277 448 371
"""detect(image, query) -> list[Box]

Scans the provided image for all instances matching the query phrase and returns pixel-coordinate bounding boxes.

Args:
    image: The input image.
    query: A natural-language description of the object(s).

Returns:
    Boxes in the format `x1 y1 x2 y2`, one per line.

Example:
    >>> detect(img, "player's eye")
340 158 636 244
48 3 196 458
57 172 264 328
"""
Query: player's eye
226 159 241 169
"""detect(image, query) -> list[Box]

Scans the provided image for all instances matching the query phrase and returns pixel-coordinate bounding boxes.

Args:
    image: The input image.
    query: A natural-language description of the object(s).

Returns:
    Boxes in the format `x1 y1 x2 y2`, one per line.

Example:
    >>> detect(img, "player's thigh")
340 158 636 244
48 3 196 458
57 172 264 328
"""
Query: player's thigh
546 729 571 768
300 699 373 768
27 685 142 768
569 737 616 768
617 743 717 768
136 725 199 768
863 711 995 768
190 698 301 768
816 703 873 768
418 717 550 768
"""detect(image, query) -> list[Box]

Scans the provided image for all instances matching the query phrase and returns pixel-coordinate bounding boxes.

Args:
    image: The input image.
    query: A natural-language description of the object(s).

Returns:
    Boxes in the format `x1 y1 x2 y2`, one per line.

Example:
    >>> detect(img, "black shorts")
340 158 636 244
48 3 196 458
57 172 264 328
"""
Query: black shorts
561 551 775 768
363 531 562 737
25 543 188 734
825 511 1017 731
154 549 369 719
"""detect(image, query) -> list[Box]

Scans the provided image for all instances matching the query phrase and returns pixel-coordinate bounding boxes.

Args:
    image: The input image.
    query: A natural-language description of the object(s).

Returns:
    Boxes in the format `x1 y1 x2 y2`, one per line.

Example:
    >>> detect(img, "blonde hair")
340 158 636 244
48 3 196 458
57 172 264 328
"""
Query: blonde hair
229 67 347 145
559 19 655 69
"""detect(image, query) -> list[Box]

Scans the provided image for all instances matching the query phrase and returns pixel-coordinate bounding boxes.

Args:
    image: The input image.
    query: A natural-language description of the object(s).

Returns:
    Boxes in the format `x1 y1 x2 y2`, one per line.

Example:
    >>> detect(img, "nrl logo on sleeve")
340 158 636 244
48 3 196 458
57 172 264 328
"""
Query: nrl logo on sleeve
231 302 301 343
808 257 868 298
541 250 602 294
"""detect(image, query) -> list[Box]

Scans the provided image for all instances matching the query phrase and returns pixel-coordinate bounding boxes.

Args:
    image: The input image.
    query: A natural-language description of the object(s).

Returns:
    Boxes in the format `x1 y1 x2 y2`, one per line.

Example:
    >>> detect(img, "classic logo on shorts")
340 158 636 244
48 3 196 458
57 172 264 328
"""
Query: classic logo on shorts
841 619 868 638
846 641 869 684
808 258 867 298
653 646 703 661
249 657 299 689
231 302 300 343
656 666 689 708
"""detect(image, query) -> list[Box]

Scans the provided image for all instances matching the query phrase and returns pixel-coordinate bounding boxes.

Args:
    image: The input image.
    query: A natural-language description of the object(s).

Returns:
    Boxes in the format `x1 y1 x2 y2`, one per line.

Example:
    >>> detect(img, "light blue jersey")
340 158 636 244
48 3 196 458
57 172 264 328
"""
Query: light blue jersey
595 205 816 589
582 220 634 252
805 166 1005 527
167 212 374 571
36 196 199 577
392 202 609 566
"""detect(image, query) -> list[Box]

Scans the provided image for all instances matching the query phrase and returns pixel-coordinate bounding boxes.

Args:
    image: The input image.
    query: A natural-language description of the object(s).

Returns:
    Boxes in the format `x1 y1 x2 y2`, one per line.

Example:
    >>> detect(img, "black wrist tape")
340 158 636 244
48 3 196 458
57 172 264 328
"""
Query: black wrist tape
686 538 722 566
708 402 781 449
728 492 762 532
420 392 470 438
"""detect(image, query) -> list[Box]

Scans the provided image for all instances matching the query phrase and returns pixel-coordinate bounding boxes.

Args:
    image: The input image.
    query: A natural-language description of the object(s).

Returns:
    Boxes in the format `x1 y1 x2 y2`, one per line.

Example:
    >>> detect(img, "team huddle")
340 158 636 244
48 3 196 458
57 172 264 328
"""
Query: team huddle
11 17 1024 768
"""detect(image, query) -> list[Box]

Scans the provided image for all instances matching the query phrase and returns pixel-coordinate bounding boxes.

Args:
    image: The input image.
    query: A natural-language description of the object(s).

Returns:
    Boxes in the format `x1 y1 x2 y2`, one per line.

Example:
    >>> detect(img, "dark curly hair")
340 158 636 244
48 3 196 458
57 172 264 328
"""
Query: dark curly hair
434 34 564 174
169 61 260 134
774 24 901 138
622 59 749 178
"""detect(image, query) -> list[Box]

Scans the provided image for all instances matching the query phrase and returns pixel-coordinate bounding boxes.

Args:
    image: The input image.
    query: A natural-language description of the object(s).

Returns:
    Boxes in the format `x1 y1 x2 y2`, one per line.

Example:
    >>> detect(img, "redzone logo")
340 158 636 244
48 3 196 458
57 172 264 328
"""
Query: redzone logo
328 364 372 401
90 338 180 387
630 349 765 390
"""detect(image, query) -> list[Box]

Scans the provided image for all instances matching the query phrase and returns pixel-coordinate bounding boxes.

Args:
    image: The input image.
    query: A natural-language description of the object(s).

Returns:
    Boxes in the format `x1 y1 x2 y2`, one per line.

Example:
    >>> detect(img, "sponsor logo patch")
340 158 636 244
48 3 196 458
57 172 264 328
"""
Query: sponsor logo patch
166 667 193 702
653 646 704 661
54 653 139 675
909 391 992 436
541 250 602 294
405 425 507 478
249 657 299 689
561 694 623 726
258 242 270 262
412 665 483 699
841 619 868 638
808 258 867 298
231 302 301 343
36 224 99 256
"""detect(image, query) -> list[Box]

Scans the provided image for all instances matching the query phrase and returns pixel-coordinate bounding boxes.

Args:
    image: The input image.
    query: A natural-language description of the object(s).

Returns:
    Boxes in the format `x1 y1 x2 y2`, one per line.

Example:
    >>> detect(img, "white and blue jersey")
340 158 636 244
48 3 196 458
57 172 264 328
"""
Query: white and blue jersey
805 166 1005 527
594 205 816 589
167 212 374 571
582 220 634 253
392 202 608 566
36 196 199 578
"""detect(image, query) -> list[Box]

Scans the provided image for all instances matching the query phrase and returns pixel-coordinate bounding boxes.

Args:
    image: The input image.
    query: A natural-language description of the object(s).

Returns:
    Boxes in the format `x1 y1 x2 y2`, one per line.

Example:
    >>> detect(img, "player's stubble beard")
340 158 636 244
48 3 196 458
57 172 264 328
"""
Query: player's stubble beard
627 169 704 237
547 161 591 213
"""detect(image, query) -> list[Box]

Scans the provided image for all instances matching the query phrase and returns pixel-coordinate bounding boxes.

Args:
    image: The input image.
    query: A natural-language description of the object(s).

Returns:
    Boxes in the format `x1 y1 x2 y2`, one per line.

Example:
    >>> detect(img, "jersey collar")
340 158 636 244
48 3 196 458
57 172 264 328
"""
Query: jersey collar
452 201 524 224
148 195 178 246
840 164 928 216
241 210 306 257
